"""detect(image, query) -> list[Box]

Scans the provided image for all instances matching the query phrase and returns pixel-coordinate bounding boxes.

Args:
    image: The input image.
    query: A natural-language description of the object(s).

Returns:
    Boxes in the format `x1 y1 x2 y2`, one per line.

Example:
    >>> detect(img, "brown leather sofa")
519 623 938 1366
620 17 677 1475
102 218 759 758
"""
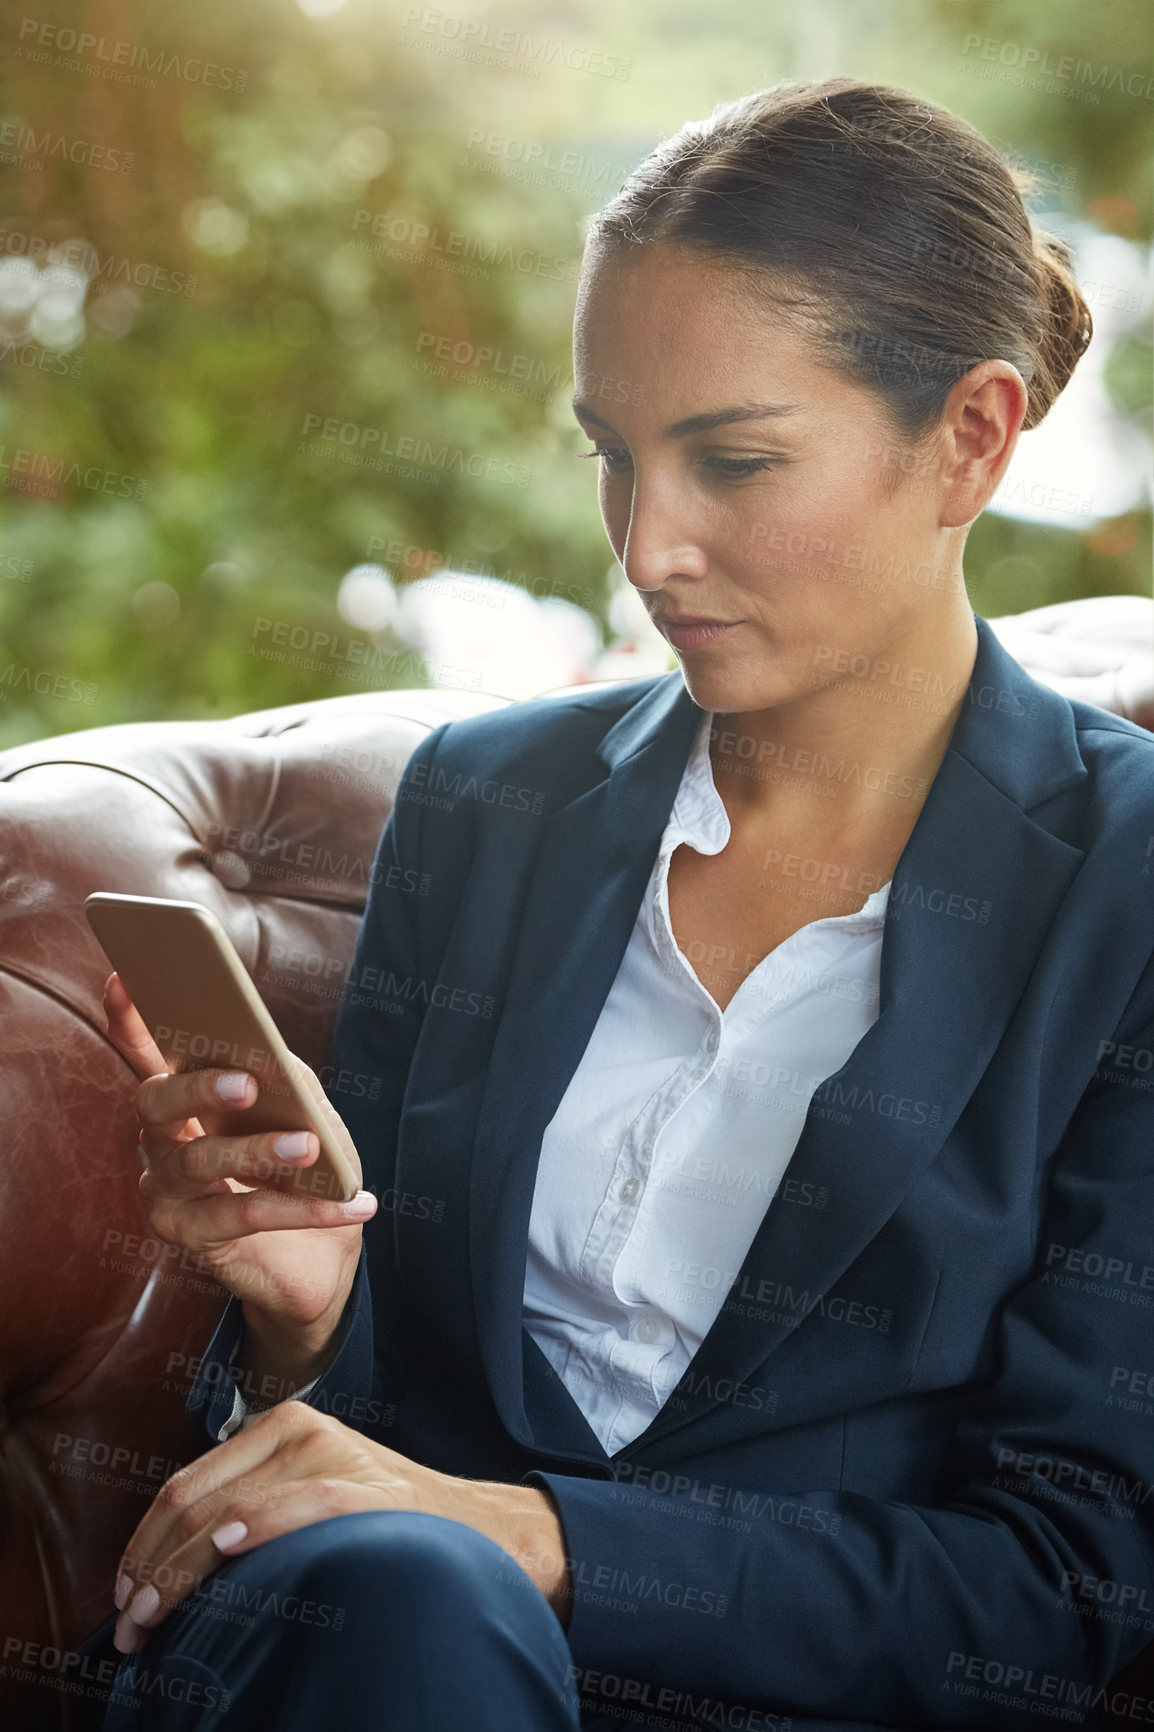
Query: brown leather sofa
2 644 1152 1729
0 684 504 1731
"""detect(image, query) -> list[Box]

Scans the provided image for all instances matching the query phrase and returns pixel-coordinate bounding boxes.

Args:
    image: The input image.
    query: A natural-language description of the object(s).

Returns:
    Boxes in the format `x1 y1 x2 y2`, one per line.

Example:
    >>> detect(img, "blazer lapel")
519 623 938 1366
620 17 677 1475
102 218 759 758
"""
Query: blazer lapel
467 674 705 1452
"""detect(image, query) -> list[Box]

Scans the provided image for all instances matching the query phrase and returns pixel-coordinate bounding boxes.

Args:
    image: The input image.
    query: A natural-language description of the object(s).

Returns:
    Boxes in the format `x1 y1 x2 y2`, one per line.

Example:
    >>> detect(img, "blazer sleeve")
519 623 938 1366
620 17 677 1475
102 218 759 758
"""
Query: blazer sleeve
186 724 450 1452
527 957 1154 1723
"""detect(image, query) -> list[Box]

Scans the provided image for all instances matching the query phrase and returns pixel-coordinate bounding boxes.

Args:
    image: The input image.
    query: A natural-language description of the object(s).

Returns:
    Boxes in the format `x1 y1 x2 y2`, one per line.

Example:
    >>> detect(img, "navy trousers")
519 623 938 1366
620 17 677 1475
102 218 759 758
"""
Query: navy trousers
81 1511 586 1730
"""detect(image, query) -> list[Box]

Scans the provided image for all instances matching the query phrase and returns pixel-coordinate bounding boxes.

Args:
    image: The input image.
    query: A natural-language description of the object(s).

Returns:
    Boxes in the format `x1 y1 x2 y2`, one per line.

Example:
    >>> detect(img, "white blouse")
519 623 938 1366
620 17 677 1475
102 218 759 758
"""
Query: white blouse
522 706 891 1455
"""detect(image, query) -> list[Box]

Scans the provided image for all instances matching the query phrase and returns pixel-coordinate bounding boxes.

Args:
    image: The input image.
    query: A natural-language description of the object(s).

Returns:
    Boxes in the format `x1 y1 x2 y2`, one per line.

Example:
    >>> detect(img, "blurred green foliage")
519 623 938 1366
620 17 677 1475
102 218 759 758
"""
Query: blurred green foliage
0 0 1149 745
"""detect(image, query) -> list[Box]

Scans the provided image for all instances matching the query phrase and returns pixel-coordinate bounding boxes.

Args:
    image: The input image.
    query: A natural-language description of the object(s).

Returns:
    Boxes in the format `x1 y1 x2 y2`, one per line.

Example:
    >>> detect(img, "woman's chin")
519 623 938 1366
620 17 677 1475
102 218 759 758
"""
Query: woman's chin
678 659 800 719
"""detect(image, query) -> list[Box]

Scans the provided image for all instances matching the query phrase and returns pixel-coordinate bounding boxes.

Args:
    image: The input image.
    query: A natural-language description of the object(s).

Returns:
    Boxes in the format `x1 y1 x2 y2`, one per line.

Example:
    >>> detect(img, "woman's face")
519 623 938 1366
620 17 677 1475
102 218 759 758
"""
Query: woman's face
572 245 961 719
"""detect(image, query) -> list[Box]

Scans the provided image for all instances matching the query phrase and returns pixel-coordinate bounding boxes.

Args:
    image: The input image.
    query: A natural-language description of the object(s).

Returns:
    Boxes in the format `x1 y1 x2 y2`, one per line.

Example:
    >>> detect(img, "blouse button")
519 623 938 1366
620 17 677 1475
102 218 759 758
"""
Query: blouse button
620 1177 640 1203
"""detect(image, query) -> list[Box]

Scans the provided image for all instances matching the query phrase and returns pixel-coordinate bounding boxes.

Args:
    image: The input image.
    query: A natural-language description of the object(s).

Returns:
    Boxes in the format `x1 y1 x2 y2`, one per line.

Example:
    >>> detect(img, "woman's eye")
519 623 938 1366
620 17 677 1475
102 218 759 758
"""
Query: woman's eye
701 454 781 479
581 445 632 474
578 448 780 479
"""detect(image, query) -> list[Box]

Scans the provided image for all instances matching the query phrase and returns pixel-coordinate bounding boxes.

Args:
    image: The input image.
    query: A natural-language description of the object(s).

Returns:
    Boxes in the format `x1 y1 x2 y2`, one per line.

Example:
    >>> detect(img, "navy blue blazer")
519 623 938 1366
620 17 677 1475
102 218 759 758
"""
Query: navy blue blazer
190 615 1154 1727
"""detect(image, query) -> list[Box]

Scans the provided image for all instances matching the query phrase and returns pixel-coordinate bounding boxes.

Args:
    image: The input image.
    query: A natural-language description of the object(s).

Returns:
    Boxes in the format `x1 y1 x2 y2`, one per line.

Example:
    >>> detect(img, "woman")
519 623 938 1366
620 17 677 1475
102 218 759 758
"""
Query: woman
90 78 1154 1731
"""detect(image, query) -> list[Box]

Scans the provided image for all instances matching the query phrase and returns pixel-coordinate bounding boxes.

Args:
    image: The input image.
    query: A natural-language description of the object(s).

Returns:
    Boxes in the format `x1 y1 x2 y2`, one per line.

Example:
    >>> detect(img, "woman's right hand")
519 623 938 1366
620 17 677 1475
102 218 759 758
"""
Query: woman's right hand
103 972 377 1369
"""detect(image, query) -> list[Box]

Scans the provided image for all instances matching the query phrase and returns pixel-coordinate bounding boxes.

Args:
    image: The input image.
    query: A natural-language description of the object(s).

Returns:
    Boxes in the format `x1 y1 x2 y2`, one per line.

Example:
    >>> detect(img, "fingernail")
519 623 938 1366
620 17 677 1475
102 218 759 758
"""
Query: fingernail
215 1073 252 1102
274 1131 315 1163
338 1192 376 1219
211 1520 248 1552
113 1614 146 1655
127 1584 160 1626
114 1574 134 1611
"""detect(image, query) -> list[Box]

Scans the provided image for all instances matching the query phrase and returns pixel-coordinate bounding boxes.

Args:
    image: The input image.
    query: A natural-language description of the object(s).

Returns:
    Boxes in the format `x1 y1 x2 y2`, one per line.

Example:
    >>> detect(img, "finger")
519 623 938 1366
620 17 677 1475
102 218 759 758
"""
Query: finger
137 1067 258 1145
143 1125 321 1201
207 1474 388 1558
103 972 168 1080
202 1427 419 1561
111 1466 279 1654
112 1404 335 1640
141 1128 378 1216
145 1176 377 1249
113 1411 303 1630
115 1474 388 1654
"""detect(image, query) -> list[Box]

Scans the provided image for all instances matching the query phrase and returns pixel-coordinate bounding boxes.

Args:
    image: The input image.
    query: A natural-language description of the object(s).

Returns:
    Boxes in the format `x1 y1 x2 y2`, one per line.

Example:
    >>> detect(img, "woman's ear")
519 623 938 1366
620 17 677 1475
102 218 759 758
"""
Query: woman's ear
937 360 1029 529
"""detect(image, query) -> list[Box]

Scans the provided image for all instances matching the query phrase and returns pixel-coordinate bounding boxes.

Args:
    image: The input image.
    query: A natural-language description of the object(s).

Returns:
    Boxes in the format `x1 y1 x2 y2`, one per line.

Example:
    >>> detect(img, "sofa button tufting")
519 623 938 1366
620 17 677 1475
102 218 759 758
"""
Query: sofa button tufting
209 849 252 890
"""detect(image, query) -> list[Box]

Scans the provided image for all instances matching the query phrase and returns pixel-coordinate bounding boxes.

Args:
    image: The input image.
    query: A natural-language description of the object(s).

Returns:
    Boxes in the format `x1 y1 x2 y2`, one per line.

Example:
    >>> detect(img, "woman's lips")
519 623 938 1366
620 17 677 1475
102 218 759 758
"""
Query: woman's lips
657 618 739 651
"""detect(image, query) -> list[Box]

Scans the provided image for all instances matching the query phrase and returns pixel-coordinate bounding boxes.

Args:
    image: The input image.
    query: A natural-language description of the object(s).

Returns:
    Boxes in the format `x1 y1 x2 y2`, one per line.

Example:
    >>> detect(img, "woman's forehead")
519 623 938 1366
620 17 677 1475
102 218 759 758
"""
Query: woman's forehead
576 243 765 311
575 247 822 355
574 255 833 408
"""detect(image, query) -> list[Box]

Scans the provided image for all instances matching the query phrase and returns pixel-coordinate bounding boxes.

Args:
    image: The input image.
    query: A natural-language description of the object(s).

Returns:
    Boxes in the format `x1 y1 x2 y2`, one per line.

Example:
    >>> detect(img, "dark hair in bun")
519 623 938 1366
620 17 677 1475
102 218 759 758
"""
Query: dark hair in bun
1026 228 1094 429
587 78 1093 438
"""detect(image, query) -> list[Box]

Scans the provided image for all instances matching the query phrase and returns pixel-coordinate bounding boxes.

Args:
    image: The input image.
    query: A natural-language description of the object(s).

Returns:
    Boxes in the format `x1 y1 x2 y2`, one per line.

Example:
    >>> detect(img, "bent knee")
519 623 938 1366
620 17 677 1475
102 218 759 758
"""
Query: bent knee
246 1511 538 1616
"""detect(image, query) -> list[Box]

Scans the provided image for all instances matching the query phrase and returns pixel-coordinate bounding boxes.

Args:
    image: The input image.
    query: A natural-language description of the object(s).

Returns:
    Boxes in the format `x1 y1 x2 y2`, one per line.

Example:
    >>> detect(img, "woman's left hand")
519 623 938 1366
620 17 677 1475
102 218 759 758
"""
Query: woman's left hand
111 1402 571 1653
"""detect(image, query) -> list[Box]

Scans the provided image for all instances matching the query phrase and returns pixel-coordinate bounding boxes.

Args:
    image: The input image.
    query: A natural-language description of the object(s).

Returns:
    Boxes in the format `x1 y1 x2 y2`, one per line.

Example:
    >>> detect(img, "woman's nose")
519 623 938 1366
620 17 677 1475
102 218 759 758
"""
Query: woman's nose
620 477 709 591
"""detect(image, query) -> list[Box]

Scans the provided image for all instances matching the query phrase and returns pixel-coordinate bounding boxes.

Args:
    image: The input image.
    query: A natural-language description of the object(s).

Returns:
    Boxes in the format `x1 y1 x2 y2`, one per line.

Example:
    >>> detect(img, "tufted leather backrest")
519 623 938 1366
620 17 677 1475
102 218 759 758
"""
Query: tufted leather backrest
0 686 508 1730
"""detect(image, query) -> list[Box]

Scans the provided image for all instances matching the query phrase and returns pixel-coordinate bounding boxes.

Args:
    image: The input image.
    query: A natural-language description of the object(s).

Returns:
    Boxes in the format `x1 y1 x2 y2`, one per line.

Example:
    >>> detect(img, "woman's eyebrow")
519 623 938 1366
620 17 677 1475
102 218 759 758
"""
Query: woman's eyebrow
571 400 801 436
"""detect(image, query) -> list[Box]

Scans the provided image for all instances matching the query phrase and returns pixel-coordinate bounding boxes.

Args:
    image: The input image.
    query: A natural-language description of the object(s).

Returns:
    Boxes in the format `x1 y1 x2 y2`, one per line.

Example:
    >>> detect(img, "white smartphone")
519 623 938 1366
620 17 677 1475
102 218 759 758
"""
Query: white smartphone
85 892 363 1204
